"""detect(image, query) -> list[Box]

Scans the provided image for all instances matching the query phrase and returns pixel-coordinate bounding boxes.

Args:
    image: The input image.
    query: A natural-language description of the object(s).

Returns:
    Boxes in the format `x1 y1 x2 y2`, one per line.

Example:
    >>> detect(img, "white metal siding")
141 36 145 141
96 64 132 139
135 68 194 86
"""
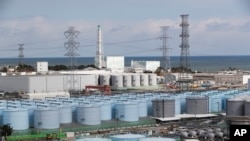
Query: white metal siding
47 76 64 92
37 62 48 72
106 56 124 70
29 76 47 93
0 76 29 92
80 75 97 90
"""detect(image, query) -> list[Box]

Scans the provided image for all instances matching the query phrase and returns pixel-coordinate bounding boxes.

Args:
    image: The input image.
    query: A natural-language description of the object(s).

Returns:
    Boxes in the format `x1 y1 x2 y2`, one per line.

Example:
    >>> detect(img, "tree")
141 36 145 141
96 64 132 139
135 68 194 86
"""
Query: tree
0 124 13 137
16 64 35 72
1 67 7 72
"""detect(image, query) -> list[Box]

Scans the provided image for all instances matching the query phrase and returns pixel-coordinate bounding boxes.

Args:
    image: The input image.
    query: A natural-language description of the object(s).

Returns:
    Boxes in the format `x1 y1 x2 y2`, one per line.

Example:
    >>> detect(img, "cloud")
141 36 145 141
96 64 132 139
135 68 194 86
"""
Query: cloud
0 16 250 57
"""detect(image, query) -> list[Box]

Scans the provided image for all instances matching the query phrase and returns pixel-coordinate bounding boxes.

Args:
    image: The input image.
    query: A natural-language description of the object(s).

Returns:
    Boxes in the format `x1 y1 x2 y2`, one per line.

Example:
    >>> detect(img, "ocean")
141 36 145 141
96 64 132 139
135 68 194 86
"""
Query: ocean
0 56 250 73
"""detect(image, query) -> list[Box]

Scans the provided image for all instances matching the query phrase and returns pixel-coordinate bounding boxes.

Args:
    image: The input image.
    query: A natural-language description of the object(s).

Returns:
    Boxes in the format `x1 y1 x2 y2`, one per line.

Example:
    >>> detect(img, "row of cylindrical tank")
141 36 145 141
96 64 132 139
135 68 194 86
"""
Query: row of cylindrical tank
226 97 250 116
99 73 161 88
178 127 226 140
1 89 250 130
152 96 209 118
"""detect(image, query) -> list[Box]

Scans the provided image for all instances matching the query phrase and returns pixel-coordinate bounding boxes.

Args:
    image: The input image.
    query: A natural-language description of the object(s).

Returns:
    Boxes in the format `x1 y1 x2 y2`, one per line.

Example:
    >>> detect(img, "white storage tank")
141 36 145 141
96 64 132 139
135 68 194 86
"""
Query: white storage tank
110 134 145 141
123 74 132 87
148 74 157 86
76 138 111 141
116 102 139 122
111 75 123 88
132 74 140 87
140 137 175 141
3 108 29 130
140 74 149 86
100 74 111 85
77 104 101 125
34 108 60 129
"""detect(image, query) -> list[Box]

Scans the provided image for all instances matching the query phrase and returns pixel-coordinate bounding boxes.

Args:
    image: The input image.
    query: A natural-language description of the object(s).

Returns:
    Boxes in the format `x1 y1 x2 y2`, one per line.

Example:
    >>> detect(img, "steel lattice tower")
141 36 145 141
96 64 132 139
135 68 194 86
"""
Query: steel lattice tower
179 14 190 90
160 26 172 87
64 27 80 92
18 44 24 65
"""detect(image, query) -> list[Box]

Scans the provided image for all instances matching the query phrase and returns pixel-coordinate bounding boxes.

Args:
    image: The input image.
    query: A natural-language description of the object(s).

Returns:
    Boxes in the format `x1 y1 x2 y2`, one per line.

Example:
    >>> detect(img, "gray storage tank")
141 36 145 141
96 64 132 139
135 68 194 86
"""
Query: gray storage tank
3 108 29 130
34 108 60 129
152 99 175 118
245 100 250 116
76 104 101 125
186 96 209 114
226 98 244 116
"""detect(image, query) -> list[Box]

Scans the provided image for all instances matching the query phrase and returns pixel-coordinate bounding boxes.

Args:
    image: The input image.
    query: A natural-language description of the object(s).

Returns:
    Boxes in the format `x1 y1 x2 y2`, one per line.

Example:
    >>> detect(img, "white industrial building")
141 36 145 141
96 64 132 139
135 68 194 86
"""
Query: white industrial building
105 56 124 73
131 60 160 73
36 62 48 72
0 74 97 93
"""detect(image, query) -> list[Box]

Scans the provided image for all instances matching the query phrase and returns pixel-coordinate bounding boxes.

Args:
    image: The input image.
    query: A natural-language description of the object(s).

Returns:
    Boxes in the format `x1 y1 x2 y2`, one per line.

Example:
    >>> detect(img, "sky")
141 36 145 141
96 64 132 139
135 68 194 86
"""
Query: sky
0 0 249 58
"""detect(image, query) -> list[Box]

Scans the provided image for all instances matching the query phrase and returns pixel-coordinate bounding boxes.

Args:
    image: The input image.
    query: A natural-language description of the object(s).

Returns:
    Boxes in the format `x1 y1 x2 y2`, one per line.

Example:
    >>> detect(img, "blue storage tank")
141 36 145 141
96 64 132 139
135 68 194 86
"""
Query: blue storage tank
34 108 59 129
3 108 29 130
21 104 36 128
0 100 7 107
62 100 78 122
174 97 181 115
58 105 72 124
137 100 147 117
0 107 6 126
110 134 145 141
209 96 222 113
99 102 112 120
116 102 139 122
76 104 101 125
